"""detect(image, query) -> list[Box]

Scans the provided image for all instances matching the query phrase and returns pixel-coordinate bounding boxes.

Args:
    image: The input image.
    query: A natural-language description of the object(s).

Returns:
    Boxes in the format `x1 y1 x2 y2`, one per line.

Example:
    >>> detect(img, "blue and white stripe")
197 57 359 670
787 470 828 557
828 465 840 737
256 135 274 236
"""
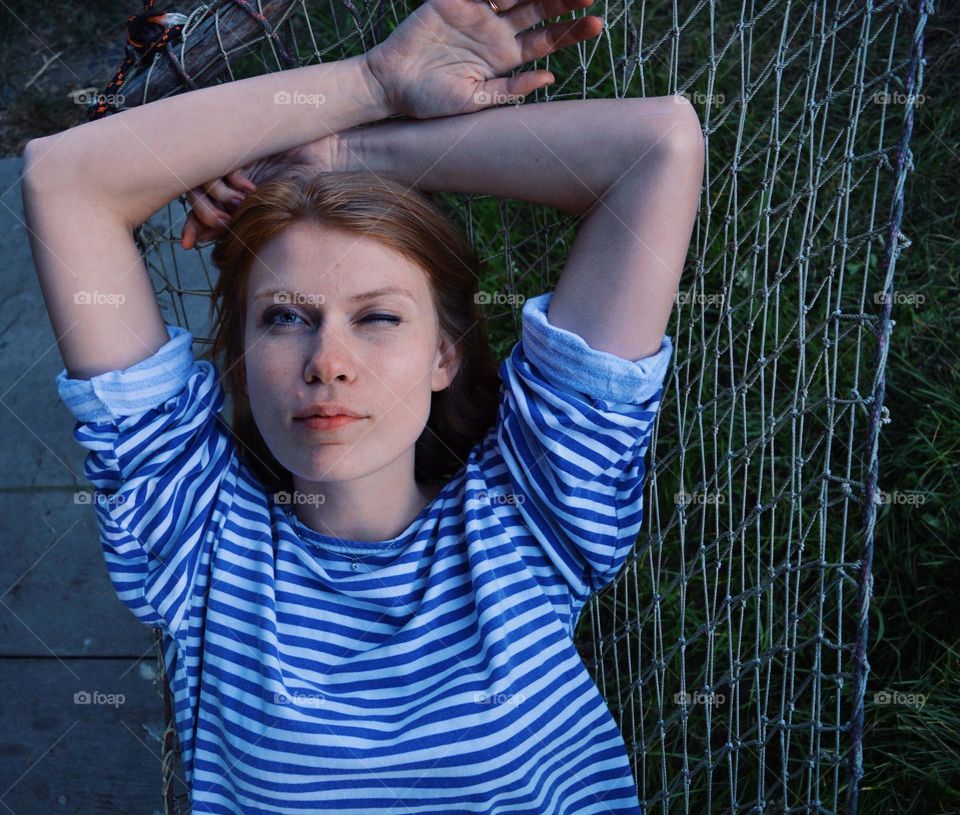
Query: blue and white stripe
58 291 672 814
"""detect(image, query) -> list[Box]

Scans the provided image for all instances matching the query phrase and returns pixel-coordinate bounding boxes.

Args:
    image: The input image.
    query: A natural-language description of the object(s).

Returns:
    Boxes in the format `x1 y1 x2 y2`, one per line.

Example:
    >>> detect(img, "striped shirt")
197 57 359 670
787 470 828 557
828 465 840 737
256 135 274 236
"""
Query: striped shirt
57 291 673 814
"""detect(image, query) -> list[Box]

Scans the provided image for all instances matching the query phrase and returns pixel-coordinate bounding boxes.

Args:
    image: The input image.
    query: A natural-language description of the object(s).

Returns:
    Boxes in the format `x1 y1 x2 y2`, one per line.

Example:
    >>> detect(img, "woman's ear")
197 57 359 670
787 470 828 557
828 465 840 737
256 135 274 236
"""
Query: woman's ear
432 332 460 392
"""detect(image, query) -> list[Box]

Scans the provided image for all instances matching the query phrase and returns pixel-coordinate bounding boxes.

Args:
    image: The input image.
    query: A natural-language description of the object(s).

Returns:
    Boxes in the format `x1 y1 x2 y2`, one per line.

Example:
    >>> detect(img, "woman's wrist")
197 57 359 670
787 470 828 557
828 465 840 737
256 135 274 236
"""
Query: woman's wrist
331 98 693 215
332 121 418 185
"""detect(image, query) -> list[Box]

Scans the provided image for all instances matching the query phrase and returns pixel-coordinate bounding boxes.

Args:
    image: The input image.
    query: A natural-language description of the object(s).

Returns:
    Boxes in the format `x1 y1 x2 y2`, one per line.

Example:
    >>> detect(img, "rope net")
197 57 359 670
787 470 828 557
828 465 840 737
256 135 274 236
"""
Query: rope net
87 0 931 811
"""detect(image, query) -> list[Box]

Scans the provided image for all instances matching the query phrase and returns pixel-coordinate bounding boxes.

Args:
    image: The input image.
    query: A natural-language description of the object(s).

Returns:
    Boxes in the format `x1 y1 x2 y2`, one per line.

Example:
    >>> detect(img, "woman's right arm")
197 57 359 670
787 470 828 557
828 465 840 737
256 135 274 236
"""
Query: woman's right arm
21 56 389 381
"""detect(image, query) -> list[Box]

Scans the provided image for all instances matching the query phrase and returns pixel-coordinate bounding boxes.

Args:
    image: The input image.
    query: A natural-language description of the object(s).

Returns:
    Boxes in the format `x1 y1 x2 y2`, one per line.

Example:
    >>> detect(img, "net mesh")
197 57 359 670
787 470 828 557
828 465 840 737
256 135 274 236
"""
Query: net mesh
87 0 932 811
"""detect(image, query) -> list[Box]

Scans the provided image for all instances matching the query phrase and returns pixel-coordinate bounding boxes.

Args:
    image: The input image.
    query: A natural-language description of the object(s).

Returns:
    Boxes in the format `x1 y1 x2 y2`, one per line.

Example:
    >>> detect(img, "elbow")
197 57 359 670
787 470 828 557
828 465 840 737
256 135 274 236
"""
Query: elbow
22 137 60 193
660 96 706 178
617 95 705 184
612 97 704 245
23 134 87 194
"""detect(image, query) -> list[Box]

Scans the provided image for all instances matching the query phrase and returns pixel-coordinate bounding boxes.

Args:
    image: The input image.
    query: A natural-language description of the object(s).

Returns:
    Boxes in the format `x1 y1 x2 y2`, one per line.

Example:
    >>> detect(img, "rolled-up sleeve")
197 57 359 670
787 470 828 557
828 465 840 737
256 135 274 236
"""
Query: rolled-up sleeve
56 324 238 639
495 291 672 599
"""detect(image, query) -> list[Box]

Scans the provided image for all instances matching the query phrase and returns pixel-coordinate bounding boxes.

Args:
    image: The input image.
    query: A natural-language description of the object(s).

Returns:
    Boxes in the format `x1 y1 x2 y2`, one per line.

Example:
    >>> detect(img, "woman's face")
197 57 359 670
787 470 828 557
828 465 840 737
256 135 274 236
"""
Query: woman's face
242 220 460 490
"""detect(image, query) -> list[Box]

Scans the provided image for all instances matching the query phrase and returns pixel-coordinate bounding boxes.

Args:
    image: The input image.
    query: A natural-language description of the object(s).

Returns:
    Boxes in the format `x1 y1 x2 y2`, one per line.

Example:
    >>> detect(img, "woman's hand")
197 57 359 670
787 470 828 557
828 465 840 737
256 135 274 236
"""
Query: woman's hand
364 0 602 119
179 135 340 250
179 168 256 250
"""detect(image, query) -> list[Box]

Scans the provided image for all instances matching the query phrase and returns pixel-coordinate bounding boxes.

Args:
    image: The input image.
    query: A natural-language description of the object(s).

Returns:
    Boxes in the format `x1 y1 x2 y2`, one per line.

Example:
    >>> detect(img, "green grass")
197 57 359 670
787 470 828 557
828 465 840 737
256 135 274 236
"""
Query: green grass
858 4 960 808
541 3 960 812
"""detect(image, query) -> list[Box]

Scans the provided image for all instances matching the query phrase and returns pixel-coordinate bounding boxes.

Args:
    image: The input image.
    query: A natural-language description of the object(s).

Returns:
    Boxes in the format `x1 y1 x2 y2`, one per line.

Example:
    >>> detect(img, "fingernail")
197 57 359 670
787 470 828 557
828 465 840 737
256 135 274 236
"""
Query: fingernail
229 196 244 208
243 180 257 192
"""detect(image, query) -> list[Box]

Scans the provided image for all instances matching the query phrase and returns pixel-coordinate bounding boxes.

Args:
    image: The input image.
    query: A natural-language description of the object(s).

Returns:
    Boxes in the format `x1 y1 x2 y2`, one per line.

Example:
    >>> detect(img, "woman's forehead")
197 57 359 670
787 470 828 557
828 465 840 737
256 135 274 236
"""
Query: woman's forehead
249 224 429 300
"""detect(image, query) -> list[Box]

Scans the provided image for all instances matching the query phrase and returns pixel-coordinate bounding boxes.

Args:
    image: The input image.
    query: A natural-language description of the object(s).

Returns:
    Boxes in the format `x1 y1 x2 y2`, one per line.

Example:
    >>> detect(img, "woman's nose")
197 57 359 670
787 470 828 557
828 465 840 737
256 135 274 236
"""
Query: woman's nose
303 327 356 383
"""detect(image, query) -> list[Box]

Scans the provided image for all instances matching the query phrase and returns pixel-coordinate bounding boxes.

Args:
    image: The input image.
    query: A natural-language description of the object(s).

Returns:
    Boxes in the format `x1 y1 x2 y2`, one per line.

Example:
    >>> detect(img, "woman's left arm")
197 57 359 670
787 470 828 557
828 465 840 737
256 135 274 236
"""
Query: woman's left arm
337 95 705 359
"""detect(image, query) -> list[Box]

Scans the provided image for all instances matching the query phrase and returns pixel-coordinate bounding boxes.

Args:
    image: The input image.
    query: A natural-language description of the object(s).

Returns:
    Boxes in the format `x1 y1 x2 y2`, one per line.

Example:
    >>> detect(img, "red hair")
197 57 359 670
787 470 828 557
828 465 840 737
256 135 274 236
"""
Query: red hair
199 169 502 496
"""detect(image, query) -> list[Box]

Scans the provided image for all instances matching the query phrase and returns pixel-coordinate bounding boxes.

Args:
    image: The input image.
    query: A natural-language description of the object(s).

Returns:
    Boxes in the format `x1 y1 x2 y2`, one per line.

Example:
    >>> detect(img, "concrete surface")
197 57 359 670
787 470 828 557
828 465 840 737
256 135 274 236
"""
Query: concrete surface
0 154 207 814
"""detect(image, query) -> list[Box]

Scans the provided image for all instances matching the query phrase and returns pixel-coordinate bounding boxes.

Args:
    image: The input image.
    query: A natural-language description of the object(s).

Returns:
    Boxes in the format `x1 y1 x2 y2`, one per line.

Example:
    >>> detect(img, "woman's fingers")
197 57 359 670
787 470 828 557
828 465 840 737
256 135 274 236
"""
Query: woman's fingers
181 168 260 249
516 14 603 64
181 211 200 250
201 177 248 212
181 209 228 250
225 169 257 193
181 194 230 250
186 186 233 227
181 210 213 250
478 69 555 105
505 0 596 35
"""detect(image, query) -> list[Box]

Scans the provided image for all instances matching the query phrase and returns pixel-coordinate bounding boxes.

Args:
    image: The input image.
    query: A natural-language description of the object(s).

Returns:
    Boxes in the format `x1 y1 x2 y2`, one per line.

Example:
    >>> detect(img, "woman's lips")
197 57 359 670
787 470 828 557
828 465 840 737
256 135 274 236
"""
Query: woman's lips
295 415 363 431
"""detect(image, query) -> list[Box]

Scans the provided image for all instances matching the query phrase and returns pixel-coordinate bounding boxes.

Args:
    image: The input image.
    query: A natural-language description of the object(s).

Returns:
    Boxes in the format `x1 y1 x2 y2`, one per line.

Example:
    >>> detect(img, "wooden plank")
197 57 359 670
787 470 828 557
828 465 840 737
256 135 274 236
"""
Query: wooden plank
3 154 222 492
0 490 158 657
0 656 189 813
0 156 92 491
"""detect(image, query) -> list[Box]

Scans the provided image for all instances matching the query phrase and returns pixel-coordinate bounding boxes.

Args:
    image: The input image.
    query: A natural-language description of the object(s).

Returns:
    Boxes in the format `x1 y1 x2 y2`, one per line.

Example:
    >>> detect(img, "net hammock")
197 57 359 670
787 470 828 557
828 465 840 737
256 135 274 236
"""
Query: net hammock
82 0 931 811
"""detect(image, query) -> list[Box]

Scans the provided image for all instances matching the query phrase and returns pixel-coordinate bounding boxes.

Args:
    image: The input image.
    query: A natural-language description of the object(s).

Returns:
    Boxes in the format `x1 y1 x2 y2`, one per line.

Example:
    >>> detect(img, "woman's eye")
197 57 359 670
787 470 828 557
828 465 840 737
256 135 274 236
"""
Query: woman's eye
263 308 304 326
262 309 400 327
362 314 401 325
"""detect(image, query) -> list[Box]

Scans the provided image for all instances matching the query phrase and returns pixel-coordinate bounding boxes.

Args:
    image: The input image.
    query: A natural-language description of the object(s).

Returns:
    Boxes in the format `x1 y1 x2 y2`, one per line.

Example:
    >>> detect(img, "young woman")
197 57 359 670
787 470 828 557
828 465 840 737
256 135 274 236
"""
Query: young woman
22 0 704 810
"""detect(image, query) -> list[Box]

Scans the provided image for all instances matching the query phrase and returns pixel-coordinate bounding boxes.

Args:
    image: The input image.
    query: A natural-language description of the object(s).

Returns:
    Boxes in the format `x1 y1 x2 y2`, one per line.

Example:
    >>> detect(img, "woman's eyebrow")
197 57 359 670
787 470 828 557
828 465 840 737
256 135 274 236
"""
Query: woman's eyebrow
253 286 416 304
